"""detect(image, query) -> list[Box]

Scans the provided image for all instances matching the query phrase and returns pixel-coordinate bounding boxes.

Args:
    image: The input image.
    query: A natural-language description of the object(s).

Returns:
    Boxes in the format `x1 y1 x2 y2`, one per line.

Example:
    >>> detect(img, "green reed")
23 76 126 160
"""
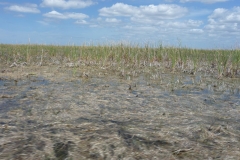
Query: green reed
0 43 239 77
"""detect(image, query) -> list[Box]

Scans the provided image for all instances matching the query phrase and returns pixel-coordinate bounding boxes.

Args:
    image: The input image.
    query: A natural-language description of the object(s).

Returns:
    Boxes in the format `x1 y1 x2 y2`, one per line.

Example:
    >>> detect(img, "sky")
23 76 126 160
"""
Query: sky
0 0 239 49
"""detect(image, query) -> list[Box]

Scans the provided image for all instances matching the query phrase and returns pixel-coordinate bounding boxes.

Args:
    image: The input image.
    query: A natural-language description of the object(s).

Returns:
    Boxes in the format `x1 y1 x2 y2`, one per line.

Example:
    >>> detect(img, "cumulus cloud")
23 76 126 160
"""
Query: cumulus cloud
165 20 203 28
187 19 203 26
99 3 188 20
180 0 229 3
139 4 187 19
99 3 137 17
204 7 240 38
121 19 204 38
75 19 88 24
43 10 89 19
98 3 208 41
209 7 240 22
190 29 204 33
105 18 121 23
5 3 40 13
204 7 240 37
41 0 94 9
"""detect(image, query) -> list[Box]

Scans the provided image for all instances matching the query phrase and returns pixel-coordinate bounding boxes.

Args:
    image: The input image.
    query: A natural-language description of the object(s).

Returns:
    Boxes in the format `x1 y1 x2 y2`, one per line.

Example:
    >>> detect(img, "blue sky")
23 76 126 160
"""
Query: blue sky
0 0 239 49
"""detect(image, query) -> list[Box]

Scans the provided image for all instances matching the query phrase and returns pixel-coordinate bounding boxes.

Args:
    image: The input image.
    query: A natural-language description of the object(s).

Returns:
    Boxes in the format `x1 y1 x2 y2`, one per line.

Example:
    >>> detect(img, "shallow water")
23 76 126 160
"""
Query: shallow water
0 66 240 159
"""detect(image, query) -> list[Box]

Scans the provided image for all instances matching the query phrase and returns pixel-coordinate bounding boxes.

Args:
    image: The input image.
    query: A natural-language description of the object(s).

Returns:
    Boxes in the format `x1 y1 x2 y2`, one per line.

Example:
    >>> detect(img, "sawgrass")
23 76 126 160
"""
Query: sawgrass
0 43 239 77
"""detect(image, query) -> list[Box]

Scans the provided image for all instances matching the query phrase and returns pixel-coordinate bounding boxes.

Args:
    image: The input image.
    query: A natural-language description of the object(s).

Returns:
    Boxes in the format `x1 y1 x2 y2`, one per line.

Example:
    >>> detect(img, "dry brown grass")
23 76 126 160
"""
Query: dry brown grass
0 63 239 159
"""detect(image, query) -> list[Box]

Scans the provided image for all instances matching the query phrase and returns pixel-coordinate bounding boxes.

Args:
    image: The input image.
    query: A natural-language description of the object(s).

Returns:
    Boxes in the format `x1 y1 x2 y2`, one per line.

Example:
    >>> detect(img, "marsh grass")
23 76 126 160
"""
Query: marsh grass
18 43 233 82
0 43 239 78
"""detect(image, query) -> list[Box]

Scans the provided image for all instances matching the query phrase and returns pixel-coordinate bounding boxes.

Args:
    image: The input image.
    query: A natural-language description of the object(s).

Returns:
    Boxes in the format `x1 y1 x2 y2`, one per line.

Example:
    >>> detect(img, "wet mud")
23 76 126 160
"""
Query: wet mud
0 65 240 159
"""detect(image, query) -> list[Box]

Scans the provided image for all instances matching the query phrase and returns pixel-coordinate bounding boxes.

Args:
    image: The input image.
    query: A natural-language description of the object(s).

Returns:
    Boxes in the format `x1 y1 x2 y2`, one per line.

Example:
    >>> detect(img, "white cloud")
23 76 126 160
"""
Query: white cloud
75 19 88 24
67 12 89 19
99 3 188 20
165 20 203 28
5 3 40 13
190 29 204 33
43 10 65 19
99 3 137 17
209 8 228 19
43 10 89 19
140 4 187 19
121 19 204 38
97 3 207 44
187 19 203 26
180 0 229 3
209 7 240 22
41 0 94 9
105 18 121 23
205 7 240 36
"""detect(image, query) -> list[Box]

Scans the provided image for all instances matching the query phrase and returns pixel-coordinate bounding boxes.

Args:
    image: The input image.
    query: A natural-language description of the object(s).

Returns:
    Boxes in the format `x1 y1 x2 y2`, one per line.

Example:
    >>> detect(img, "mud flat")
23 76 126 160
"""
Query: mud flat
0 64 240 160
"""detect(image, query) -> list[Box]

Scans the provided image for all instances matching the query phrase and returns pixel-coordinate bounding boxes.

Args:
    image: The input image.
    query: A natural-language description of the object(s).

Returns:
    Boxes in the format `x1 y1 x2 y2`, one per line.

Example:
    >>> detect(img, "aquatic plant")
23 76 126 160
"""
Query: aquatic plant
0 43 239 78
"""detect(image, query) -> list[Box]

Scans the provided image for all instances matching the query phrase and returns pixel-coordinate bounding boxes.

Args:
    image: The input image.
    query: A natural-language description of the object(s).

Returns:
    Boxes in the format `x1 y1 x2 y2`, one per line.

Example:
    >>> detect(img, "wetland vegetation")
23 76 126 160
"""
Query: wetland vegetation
0 43 240 159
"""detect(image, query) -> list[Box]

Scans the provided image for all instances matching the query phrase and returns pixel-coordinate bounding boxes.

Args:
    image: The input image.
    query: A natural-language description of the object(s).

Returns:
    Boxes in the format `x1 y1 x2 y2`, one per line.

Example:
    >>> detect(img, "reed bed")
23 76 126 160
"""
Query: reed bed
0 43 239 78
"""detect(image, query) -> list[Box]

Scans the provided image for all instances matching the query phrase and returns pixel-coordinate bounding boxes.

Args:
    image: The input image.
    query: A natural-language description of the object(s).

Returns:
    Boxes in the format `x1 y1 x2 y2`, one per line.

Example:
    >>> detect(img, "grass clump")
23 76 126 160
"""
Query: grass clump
0 43 239 78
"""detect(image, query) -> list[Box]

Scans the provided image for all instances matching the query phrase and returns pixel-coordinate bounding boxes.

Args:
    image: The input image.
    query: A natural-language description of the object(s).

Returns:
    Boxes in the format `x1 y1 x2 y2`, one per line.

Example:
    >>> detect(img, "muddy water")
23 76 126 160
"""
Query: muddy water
0 66 240 159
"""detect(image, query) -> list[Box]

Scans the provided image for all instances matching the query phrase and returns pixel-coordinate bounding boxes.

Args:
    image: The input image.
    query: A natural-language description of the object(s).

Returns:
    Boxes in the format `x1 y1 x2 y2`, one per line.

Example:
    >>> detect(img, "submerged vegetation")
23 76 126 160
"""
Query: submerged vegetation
0 43 239 78
0 43 240 159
